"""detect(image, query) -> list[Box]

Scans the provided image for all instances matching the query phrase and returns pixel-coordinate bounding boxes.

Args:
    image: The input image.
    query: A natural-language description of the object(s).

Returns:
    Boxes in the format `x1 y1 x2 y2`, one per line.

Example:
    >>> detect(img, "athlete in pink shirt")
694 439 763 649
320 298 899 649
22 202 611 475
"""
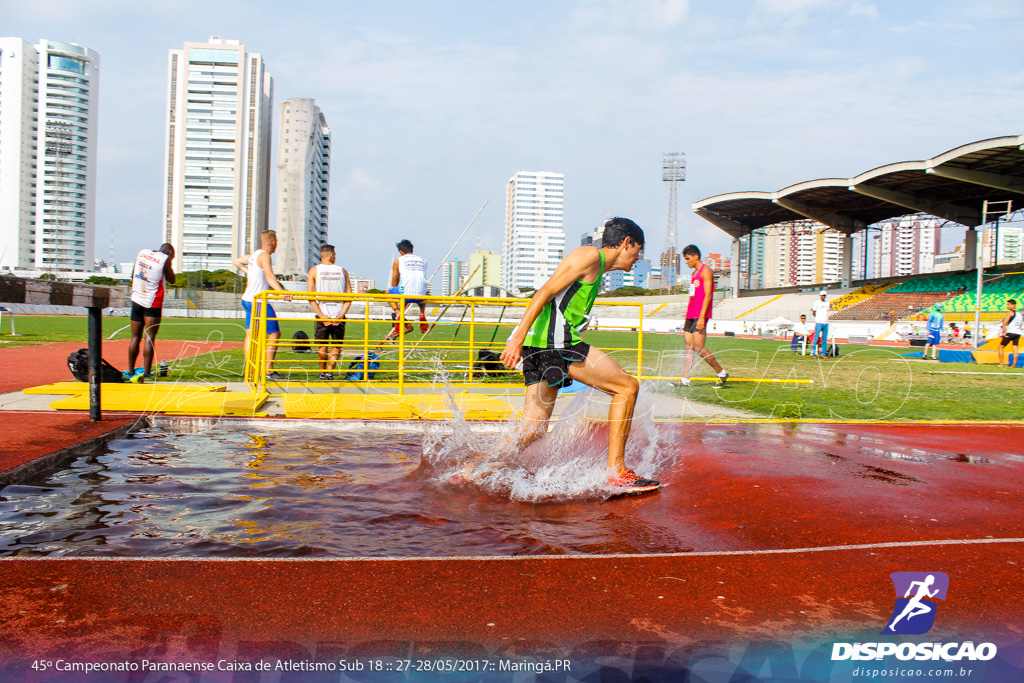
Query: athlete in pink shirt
678 244 728 388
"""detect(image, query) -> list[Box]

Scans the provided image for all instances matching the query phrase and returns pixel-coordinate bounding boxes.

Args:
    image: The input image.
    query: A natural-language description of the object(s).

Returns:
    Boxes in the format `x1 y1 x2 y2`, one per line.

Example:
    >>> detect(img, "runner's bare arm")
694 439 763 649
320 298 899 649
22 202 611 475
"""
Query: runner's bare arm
501 247 601 369
390 260 400 289
163 257 176 285
233 253 250 275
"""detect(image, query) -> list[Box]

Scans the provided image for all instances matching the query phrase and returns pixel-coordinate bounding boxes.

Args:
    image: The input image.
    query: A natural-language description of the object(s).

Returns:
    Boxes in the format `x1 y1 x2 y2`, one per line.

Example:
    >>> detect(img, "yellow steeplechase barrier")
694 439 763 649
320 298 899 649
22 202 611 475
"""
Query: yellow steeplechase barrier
245 291 645 396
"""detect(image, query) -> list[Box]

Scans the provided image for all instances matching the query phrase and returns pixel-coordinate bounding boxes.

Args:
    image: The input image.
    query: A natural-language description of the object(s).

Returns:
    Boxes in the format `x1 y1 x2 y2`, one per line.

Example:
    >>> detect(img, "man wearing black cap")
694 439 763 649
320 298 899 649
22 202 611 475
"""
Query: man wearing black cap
384 239 428 341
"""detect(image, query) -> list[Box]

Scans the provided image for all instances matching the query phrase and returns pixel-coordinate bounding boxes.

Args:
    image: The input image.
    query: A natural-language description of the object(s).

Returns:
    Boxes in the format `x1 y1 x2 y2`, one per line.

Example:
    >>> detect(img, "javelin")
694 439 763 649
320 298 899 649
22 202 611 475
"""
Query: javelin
426 200 488 284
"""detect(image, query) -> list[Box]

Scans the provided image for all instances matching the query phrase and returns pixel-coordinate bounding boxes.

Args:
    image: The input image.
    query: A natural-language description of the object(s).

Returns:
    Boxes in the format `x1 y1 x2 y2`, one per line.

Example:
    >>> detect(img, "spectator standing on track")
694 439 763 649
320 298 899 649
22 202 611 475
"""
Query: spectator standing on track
126 243 176 383
792 314 811 354
234 230 291 381
308 245 352 381
384 240 429 342
678 244 728 387
810 290 831 357
998 299 1022 368
923 304 944 361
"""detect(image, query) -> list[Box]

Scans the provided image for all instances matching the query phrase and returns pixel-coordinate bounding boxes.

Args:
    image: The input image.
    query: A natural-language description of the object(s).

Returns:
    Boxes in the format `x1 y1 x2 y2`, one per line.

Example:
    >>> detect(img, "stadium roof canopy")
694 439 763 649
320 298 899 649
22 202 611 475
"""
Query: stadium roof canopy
693 135 1024 239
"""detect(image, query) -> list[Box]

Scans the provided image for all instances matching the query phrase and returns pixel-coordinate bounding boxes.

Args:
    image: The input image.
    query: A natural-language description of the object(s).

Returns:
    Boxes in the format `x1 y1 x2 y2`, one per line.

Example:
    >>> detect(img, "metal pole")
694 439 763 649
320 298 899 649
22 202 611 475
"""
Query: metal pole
88 306 102 421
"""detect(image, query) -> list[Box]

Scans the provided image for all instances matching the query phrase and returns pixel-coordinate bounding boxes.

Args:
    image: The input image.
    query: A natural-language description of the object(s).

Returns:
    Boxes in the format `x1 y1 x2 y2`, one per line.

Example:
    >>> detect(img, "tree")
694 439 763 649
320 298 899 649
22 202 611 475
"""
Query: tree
84 275 120 286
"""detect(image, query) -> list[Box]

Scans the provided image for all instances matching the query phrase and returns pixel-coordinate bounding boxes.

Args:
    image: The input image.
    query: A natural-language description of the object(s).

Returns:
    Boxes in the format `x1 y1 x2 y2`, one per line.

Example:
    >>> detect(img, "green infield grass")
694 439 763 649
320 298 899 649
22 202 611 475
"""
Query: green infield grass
4 315 1023 421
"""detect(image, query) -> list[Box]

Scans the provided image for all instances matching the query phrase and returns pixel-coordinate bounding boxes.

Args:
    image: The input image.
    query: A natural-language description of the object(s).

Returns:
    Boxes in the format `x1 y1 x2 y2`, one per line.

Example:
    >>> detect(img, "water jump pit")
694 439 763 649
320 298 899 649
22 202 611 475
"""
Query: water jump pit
2 400 1023 681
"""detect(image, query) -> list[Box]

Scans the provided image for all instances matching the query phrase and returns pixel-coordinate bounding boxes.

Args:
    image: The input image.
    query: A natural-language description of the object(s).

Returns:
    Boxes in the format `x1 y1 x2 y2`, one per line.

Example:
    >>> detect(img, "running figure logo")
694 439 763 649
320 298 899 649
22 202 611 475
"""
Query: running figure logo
882 572 949 635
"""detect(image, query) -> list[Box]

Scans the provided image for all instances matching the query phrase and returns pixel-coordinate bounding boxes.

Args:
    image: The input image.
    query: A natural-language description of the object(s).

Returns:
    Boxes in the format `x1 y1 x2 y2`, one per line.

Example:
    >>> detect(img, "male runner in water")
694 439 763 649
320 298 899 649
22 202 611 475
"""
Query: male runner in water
501 217 658 491
126 243 176 382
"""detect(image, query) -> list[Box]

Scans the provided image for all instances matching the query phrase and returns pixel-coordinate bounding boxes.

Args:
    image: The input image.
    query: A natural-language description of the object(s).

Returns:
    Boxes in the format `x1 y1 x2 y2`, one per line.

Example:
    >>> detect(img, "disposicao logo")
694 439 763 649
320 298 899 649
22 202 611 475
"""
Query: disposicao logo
882 571 948 635
831 571 998 662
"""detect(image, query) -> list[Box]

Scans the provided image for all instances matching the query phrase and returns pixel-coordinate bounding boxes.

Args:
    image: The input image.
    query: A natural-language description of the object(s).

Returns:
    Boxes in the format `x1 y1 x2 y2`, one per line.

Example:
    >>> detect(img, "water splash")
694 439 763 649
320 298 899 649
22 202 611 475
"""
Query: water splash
420 381 686 502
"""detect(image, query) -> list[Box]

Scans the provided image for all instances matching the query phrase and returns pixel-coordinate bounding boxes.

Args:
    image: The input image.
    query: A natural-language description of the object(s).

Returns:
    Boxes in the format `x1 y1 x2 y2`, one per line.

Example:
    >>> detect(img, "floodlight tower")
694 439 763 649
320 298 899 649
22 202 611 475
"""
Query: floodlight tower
662 152 686 290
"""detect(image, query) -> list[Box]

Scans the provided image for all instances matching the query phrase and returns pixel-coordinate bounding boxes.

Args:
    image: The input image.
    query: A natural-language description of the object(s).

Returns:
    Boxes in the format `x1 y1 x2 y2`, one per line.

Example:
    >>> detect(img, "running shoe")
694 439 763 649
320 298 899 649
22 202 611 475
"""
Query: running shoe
420 317 429 333
267 371 286 381
128 368 145 384
608 468 661 492
319 372 333 381
715 372 729 388
122 370 133 382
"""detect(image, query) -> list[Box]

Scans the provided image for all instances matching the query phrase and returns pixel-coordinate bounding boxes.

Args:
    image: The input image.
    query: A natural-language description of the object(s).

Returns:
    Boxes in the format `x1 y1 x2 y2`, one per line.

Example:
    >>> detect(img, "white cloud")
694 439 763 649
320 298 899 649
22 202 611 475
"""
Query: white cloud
573 0 690 30
849 2 878 19
338 168 386 202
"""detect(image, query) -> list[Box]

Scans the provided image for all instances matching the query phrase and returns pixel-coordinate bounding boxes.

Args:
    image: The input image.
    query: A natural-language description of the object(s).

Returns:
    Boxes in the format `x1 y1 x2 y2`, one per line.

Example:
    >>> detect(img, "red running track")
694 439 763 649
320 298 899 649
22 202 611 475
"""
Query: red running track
0 422 1021 665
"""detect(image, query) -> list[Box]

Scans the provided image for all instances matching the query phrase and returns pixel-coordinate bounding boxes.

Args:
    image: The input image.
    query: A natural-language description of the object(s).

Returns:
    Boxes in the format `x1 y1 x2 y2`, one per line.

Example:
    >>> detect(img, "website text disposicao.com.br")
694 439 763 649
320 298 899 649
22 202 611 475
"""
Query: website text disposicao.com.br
852 666 980 678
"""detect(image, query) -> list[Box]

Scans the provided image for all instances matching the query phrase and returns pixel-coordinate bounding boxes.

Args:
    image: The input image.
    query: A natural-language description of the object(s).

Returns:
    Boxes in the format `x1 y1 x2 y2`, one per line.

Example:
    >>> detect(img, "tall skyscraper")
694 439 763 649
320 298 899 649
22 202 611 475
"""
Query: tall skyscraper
871 215 940 279
276 98 330 275
439 259 469 296
0 38 99 272
501 171 565 293
163 37 273 272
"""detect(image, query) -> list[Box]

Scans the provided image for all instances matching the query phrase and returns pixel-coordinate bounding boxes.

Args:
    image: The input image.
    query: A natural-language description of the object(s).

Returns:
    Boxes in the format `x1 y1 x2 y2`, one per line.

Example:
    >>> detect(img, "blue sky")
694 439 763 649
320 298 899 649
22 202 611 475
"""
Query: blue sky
6 0 1023 279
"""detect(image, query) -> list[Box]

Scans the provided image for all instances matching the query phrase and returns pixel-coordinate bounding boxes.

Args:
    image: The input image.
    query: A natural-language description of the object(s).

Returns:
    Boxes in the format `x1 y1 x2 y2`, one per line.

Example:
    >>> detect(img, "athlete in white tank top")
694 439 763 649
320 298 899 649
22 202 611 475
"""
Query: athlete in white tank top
397 253 428 296
1000 300 1022 368
242 249 272 302
233 231 291 380
307 244 352 379
384 240 430 342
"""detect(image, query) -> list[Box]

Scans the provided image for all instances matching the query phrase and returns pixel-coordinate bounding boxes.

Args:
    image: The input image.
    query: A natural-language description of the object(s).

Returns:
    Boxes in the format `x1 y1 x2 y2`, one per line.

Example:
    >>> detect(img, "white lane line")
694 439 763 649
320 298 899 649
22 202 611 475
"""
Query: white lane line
4 537 1023 563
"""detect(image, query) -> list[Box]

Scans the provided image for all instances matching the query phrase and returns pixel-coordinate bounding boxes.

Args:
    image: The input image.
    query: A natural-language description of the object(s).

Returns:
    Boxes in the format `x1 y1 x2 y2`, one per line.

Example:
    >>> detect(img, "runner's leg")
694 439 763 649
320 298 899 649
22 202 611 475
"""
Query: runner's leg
567 346 639 474
142 315 161 376
127 320 144 374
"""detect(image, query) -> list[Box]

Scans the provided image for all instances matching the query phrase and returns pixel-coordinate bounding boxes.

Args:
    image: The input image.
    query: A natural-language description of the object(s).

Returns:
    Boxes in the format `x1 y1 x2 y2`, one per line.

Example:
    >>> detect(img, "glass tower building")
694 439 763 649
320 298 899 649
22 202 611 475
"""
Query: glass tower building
0 38 99 272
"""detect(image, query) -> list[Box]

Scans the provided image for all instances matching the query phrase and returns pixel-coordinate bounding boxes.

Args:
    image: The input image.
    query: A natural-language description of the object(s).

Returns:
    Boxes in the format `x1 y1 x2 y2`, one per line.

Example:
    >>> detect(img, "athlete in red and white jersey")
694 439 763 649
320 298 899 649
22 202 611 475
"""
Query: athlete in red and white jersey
126 243 176 382
307 244 352 381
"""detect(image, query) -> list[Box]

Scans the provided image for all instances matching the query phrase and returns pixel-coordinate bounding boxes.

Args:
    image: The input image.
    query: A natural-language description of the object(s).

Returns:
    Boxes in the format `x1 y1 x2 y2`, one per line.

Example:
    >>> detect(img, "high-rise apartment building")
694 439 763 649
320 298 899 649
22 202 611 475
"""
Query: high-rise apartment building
439 259 469 296
466 249 501 290
276 98 330 276
163 37 273 272
501 171 565 293
982 224 1022 266
0 38 99 272
871 215 940 279
751 220 858 288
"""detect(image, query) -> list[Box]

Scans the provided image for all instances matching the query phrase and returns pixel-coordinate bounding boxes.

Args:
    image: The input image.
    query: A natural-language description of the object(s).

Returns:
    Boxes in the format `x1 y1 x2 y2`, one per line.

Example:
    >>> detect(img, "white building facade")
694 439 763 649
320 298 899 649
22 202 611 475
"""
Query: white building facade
276 98 330 276
439 259 469 296
501 171 565 293
871 215 940 279
0 38 99 272
163 37 273 272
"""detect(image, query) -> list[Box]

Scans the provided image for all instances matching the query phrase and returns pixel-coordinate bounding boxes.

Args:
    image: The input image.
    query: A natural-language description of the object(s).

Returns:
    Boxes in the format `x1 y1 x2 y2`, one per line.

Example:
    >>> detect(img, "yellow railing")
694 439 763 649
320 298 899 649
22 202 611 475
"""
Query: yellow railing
245 291 644 394
736 293 782 319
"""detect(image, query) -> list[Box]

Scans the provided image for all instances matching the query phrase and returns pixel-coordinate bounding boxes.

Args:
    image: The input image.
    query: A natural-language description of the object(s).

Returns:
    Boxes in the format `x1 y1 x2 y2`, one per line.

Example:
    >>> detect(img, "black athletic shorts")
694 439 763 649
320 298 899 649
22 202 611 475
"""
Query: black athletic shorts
1000 333 1020 347
130 302 162 323
314 320 347 341
521 342 591 388
683 318 708 333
